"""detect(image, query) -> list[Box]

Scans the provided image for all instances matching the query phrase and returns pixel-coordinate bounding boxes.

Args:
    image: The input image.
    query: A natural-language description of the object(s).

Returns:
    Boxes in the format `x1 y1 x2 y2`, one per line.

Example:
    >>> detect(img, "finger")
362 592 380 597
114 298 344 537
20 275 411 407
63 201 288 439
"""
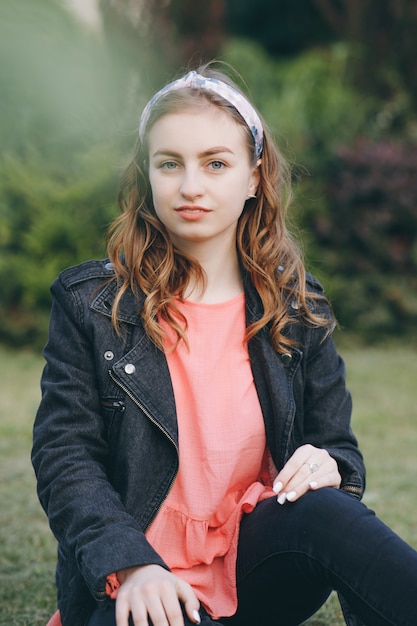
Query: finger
141 581 183 626
116 584 156 626
183 602 201 624
274 448 341 503
115 593 134 626
130 603 154 626
157 599 182 626
116 579 171 626
285 455 335 493
176 579 201 624
282 463 342 503
273 444 315 493
308 468 342 491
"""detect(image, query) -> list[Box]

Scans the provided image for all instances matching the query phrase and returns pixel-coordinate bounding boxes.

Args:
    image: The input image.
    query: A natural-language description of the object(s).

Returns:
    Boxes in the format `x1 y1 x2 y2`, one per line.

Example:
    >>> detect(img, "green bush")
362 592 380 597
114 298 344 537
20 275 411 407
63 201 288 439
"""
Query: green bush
222 38 368 162
0 148 120 347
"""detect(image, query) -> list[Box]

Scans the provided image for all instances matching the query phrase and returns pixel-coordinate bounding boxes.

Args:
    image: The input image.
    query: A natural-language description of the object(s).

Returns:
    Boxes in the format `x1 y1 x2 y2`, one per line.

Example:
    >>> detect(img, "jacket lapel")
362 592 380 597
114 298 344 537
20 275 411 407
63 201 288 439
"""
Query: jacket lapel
91 279 179 446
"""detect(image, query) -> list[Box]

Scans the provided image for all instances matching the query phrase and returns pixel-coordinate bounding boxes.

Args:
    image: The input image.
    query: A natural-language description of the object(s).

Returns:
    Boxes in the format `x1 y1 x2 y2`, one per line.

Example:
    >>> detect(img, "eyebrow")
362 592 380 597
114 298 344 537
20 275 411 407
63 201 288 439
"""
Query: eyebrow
151 146 235 159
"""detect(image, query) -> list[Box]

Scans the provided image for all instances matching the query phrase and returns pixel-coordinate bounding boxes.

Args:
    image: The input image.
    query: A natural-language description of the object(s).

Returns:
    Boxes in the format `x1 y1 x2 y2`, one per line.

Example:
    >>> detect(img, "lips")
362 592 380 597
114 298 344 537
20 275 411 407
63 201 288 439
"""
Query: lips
175 205 211 213
174 205 212 221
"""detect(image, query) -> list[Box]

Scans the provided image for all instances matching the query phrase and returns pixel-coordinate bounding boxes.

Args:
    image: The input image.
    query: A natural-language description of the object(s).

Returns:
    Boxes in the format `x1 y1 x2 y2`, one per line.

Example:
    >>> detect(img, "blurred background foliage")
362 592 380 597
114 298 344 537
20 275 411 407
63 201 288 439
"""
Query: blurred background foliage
1 0 416 348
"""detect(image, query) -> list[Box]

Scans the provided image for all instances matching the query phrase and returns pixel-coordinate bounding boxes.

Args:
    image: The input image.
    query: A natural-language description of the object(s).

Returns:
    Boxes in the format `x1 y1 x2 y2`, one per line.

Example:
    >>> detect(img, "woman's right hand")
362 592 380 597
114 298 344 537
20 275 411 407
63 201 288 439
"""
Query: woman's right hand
115 564 201 626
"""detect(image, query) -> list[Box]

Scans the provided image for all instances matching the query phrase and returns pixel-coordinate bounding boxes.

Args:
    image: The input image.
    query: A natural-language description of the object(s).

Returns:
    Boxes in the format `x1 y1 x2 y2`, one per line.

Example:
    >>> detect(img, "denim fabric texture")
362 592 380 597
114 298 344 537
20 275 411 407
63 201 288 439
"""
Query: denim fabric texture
32 259 366 626
228 490 417 626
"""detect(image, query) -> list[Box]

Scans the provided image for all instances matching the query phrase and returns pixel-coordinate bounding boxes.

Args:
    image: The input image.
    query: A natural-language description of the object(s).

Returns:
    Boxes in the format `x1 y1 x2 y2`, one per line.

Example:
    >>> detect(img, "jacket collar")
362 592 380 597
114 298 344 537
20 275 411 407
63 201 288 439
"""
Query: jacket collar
91 268 266 328
242 270 264 325
91 279 145 326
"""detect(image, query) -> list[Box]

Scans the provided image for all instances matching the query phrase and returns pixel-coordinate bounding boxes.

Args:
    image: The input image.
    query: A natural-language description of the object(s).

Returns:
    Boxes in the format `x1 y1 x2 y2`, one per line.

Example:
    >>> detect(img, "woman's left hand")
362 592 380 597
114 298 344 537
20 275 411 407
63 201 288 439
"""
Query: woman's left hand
272 444 341 505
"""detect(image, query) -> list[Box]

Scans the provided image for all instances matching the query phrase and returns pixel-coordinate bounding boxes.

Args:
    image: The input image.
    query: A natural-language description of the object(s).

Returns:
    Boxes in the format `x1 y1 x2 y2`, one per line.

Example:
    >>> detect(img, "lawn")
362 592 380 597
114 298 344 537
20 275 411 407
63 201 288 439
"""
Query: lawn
0 344 416 625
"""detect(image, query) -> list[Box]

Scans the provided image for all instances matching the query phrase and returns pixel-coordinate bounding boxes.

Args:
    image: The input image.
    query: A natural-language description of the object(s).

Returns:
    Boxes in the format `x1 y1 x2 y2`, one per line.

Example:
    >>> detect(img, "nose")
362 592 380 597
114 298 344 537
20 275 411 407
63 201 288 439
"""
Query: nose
179 167 204 200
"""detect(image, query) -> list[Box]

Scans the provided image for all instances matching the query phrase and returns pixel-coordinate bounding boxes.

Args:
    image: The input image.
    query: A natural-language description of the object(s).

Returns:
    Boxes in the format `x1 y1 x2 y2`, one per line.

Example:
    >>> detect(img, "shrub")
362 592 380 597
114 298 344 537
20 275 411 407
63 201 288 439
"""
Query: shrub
222 38 369 163
303 139 417 339
0 149 120 348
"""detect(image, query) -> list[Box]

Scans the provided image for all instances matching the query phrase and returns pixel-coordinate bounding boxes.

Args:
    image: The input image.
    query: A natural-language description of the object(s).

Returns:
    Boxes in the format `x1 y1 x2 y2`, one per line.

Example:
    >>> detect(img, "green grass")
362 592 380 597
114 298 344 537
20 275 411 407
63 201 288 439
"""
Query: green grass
1 344 416 625
0 350 57 626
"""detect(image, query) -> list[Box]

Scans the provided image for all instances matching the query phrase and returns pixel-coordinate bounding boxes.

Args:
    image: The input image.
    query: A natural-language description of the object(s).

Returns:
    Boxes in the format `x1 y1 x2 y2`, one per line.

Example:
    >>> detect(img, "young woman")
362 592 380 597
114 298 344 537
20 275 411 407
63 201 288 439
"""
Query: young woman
33 64 417 626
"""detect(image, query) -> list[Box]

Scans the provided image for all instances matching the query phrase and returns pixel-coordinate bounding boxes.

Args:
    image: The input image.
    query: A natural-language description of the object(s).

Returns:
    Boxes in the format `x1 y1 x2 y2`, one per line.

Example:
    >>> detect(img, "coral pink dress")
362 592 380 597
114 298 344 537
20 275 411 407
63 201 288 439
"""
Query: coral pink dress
148 294 276 618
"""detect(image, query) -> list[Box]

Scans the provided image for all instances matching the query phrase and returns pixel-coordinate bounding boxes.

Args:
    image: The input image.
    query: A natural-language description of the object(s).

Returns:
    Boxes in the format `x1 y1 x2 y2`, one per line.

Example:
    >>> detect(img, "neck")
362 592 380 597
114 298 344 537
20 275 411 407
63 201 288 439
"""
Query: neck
182 240 243 304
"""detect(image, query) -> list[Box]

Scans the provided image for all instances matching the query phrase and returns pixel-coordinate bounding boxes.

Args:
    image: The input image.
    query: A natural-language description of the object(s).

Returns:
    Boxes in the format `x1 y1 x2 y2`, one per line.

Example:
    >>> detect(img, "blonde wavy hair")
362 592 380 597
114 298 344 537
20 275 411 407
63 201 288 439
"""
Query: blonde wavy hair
107 63 334 353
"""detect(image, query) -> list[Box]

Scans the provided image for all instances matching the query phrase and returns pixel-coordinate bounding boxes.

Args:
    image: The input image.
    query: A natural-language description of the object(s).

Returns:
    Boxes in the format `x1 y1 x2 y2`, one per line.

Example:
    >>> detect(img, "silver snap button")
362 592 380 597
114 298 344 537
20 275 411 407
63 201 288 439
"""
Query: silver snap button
281 352 293 366
124 363 136 375
291 300 299 310
104 351 114 361
104 262 114 270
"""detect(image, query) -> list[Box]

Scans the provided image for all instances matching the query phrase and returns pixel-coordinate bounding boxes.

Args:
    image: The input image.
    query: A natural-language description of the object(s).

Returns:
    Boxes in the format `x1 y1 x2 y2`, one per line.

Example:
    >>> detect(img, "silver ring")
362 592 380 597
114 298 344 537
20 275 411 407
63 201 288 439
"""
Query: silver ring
306 462 319 473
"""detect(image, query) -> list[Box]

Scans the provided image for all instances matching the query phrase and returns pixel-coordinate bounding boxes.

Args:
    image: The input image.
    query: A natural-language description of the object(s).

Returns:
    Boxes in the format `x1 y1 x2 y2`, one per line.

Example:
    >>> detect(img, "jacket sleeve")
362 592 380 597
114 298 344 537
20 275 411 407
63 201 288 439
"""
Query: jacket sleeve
31 275 168 599
300 318 366 500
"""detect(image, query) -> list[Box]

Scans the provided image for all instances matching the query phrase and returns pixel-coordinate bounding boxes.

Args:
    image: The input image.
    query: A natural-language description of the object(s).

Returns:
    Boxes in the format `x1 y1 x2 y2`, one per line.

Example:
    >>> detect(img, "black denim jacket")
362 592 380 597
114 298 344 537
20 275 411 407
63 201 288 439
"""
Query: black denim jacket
32 259 365 626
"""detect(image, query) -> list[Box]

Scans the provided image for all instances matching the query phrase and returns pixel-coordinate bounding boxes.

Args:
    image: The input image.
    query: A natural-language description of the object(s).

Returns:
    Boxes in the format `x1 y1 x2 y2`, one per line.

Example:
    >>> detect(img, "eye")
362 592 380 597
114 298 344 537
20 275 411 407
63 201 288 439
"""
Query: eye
160 161 178 170
209 160 225 170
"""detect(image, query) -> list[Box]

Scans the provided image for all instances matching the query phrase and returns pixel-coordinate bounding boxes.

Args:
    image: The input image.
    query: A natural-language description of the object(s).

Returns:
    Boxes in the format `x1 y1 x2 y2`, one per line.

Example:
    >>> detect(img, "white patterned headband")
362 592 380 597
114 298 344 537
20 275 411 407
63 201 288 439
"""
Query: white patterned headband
139 70 264 158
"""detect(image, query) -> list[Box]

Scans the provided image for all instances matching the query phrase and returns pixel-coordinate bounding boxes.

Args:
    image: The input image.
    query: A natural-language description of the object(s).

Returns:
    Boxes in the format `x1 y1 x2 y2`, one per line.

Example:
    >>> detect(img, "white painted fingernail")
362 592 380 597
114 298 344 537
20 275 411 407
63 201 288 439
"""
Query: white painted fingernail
277 492 287 505
273 481 283 493
193 609 201 624
310 481 318 489
286 491 297 501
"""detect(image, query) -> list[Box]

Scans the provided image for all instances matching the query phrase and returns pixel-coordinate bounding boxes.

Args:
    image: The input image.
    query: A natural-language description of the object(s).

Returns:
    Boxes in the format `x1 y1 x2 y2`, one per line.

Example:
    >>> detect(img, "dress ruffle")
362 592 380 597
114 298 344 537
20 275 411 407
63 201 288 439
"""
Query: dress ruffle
146 482 275 618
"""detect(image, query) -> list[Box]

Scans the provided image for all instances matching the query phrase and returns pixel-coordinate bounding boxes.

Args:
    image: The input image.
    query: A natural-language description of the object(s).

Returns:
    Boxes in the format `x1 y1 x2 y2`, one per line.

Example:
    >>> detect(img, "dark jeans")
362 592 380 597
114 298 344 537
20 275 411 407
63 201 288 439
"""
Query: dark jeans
89 489 417 626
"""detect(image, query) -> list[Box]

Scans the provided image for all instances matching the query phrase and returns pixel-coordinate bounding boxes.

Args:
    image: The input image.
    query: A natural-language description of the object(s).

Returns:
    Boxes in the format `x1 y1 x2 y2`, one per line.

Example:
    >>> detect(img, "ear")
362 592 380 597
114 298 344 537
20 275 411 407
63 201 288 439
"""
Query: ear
248 159 261 197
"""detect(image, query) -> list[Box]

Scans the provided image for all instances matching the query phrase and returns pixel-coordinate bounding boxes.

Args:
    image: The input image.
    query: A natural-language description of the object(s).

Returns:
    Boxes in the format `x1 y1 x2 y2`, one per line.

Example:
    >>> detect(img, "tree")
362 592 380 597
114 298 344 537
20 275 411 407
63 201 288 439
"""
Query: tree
311 0 417 111
99 0 226 76
225 0 335 56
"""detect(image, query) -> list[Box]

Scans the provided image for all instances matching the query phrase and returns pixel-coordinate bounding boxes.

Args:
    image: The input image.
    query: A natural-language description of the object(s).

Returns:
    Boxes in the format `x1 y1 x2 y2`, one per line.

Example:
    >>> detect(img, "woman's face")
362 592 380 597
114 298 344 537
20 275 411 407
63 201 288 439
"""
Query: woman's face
147 105 260 255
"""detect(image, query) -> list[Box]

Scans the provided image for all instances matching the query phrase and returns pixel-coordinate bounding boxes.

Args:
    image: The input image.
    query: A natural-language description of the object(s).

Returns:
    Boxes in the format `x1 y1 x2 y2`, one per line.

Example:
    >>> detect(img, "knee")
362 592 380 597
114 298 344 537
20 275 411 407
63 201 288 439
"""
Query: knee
289 488 373 531
240 488 373 553
237 489 377 584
